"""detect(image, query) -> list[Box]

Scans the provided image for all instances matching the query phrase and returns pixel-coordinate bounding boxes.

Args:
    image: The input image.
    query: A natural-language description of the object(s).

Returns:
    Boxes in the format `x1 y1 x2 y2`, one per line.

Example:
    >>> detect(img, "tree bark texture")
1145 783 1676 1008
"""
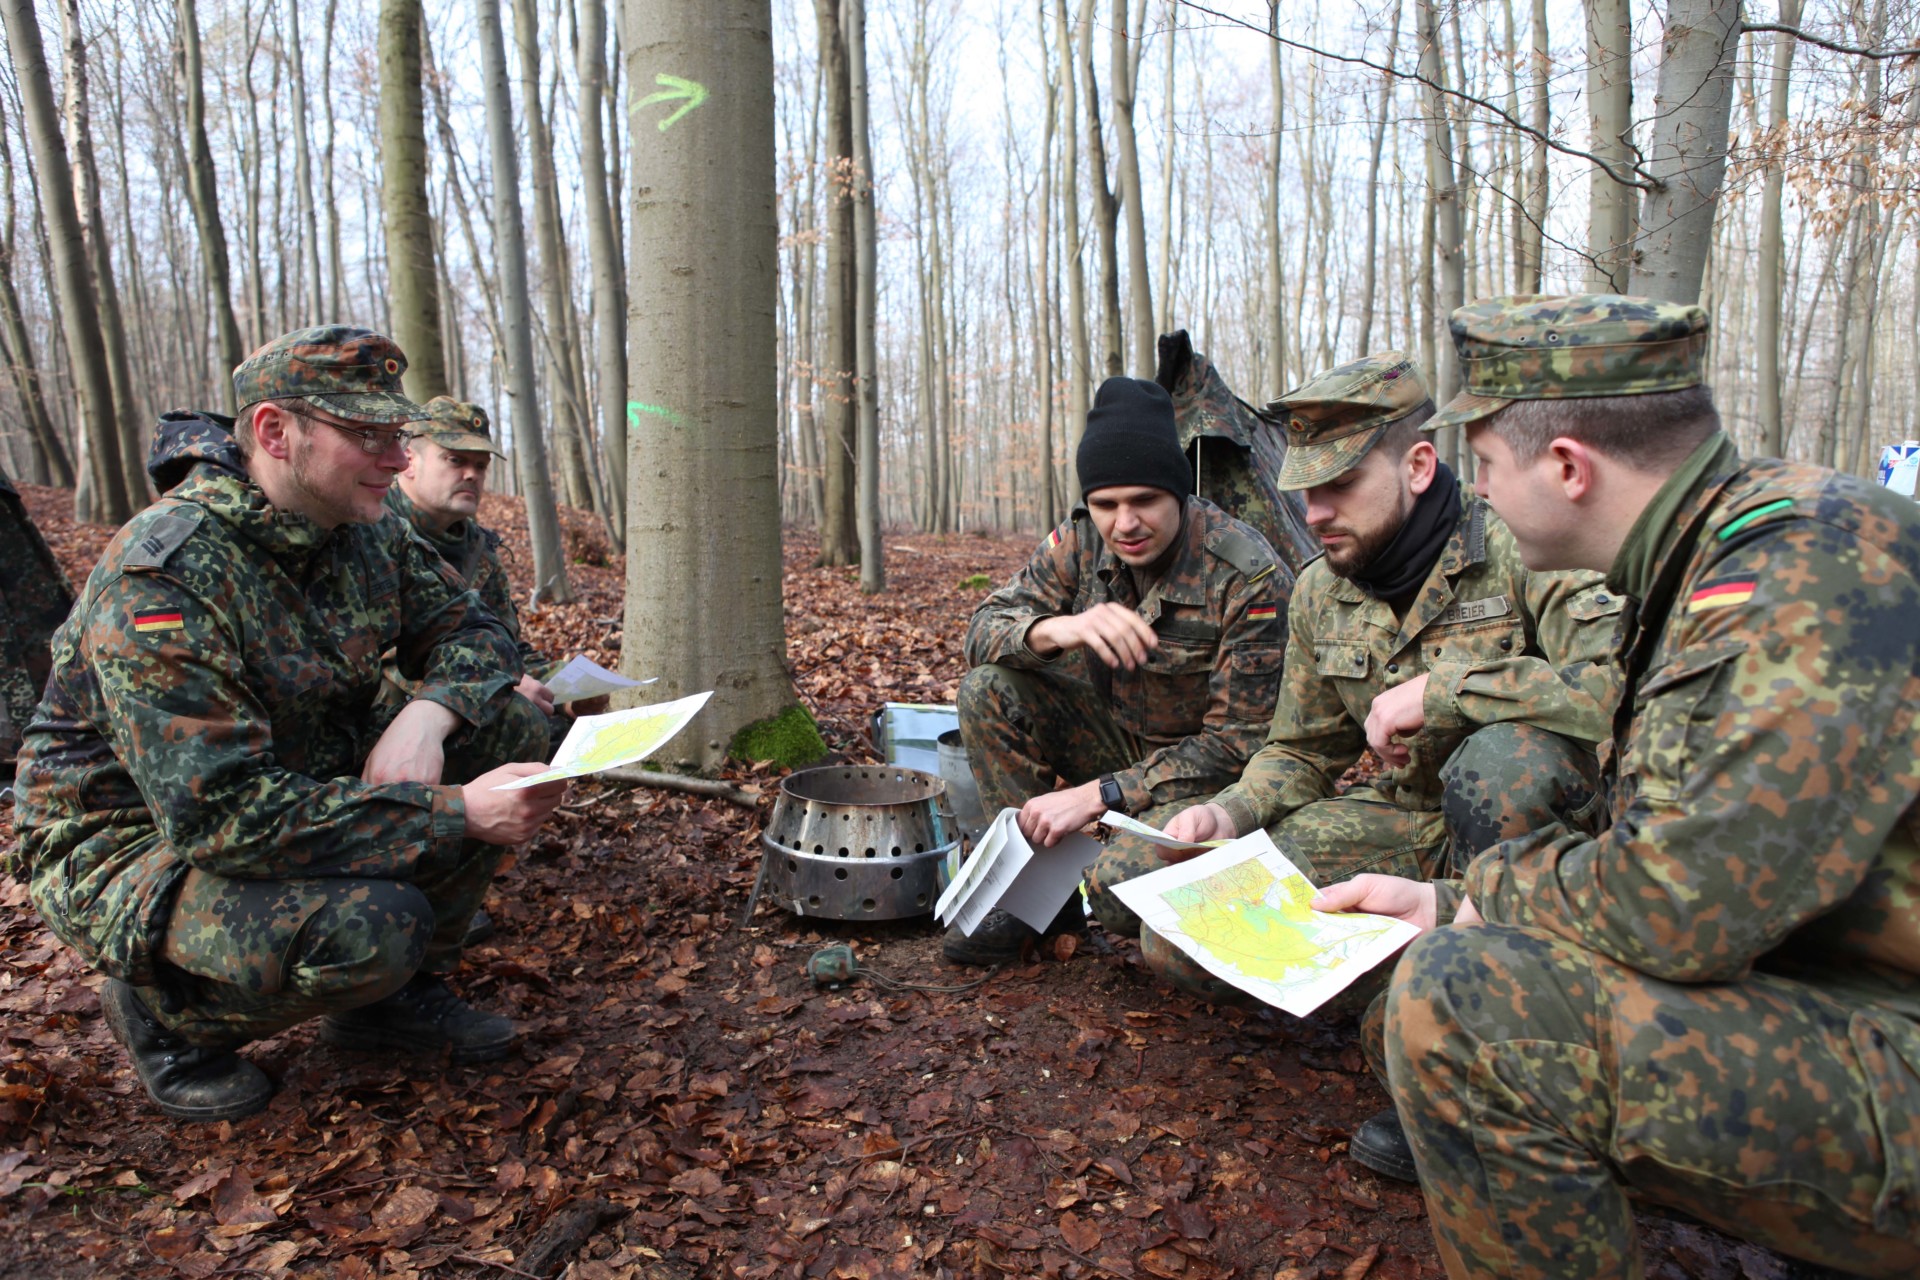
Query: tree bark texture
377 0 447 401
1055 0 1089 494
512 0 597 515
845 0 884 592
1629 0 1741 303
477 0 572 603
1111 0 1153 374
1583 0 1636 291
620 0 796 771
1079 0 1122 380
176 0 245 397
1263 6 1287 396
578 0 628 548
1755 0 1799 457
59 0 146 517
813 0 858 564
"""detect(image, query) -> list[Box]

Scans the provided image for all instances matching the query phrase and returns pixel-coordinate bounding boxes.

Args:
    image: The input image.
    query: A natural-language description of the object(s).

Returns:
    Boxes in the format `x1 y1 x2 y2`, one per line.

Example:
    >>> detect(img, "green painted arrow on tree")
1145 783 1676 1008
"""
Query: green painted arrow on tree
631 74 709 132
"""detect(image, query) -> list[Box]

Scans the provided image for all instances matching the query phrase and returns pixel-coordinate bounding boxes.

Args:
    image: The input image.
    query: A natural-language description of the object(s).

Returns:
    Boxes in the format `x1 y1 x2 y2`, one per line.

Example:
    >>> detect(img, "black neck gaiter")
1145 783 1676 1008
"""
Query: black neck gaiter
1352 462 1462 605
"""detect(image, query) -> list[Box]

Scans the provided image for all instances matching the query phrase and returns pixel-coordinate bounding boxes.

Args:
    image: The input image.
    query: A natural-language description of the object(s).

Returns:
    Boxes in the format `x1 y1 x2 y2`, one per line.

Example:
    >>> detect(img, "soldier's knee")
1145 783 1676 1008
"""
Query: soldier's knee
1085 880 1141 937
292 881 433 1004
957 664 1022 725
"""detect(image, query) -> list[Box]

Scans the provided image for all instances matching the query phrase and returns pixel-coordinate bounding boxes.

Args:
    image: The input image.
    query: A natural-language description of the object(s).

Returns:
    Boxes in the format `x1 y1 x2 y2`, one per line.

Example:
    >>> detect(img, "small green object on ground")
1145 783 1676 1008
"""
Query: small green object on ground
959 573 992 591
729 702 828 768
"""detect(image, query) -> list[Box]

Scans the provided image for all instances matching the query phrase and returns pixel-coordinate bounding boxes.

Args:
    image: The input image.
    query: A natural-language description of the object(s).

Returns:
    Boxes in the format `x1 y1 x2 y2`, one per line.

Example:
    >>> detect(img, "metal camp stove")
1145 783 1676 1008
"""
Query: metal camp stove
758 765 959 920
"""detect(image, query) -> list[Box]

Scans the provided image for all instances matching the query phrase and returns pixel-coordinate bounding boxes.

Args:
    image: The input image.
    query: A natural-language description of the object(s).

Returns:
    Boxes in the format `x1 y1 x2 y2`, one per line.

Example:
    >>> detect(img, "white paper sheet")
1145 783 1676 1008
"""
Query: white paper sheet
541 655 655 704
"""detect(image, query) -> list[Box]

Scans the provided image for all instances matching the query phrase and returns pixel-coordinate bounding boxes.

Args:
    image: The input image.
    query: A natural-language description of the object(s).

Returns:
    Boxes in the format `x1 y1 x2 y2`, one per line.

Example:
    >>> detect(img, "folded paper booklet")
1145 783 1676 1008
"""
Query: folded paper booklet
1109 829 1420 1017
542 655 656 705
933 808 1101 938
492 691 712 789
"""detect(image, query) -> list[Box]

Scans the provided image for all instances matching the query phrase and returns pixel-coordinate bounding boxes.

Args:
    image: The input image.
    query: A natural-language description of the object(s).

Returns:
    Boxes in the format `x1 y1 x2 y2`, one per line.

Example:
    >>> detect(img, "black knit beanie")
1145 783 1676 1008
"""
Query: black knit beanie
1076 377 1193 497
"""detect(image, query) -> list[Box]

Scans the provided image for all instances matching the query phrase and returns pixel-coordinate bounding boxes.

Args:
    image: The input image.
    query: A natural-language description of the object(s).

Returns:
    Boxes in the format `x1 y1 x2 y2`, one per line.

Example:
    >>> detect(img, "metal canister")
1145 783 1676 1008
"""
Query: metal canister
758 766 959 920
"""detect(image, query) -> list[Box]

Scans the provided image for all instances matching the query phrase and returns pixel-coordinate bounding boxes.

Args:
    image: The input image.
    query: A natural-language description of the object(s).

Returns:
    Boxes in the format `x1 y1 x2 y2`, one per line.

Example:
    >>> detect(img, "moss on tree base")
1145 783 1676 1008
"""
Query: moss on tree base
729 703 828 769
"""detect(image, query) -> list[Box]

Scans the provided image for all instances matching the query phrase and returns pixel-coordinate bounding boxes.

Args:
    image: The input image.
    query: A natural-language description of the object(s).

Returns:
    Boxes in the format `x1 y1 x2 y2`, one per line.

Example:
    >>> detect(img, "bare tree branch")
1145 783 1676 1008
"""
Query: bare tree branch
1743 22 1920 61
1175 0 1658 190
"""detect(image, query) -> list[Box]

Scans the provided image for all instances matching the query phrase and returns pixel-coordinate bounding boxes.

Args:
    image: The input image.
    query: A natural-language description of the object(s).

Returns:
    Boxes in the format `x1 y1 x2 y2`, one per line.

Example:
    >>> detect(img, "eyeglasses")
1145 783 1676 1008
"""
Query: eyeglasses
284 405 416 454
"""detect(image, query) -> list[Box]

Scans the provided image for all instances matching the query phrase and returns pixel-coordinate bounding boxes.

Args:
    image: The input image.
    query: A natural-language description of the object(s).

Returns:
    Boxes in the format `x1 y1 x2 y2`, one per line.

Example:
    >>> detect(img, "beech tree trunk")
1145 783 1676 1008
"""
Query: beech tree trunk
1417 0 1465 422
1521 0 1550 292
176 0 245 394
813 0 858 564
1583 0 1636 291
377 0 447 400
620 0 796 769
1357 0 1402 354
1264 5 1287 395
0 92 72 486
3 0 128 521
578 0 627 548
60 0 147 516
845 0 883 591
1055 0 1089 489
1111 0 1153 374
1079 0 1122 379
1629 0 1741 303
477 0 571 603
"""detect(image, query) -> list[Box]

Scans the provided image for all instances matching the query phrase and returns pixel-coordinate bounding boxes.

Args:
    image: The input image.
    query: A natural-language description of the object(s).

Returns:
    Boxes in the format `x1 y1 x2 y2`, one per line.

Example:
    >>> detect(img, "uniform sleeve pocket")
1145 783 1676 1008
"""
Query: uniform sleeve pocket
1623 641 1743 803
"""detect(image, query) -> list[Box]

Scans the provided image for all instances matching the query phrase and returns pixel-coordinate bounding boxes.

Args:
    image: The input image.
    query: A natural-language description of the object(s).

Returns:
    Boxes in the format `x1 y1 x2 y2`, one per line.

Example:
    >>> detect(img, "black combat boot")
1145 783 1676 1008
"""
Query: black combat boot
1349 1108 1419 1183
942 898 1089 967
100 980 274 1122
461 908 496 947
320 973 516 1064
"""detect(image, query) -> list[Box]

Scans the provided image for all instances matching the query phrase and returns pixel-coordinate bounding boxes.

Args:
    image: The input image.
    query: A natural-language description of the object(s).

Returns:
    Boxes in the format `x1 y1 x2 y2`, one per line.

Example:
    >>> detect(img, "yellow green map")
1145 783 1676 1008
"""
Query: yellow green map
1109 830 1420 1016
494 691 712 790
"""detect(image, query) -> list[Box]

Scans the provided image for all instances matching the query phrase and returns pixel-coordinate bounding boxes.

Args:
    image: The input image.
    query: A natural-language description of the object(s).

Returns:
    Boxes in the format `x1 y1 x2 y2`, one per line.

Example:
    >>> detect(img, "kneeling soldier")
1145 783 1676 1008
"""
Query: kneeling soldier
946 376 1290 964
14 327 564 1122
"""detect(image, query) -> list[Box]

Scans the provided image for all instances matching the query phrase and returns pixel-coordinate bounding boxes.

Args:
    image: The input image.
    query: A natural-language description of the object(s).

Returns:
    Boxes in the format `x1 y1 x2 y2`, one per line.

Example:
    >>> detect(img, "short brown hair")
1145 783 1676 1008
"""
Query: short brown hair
1483 386 1720 469
233 403 262 460
1374 400 1437 461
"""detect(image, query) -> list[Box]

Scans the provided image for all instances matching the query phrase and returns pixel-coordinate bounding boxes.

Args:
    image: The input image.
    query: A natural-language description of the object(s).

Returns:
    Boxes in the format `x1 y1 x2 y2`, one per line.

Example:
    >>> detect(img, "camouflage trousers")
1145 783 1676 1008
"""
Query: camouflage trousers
1385 923 1920 1279
956 663 1222 937
141 699 547 1048
1140 722 1603 1006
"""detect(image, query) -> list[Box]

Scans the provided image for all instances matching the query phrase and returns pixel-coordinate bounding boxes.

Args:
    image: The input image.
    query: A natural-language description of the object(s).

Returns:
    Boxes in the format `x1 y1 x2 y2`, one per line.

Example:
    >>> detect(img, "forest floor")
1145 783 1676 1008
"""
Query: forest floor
0 487 1809 1280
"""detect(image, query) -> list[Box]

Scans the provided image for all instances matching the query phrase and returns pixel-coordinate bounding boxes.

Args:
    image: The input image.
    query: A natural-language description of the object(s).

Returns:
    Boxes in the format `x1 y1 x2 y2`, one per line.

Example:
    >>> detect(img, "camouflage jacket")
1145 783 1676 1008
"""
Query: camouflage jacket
0 465 74 763
1466 433 1920 1024
1213 495 1622 836
385 486 545 670
14 422 523 988
964 496 1289 812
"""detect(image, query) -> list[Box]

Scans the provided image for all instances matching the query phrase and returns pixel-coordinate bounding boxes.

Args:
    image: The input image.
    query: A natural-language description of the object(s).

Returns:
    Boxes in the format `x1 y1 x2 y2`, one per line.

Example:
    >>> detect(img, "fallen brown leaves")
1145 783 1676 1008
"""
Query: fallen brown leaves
0 491 1786 1280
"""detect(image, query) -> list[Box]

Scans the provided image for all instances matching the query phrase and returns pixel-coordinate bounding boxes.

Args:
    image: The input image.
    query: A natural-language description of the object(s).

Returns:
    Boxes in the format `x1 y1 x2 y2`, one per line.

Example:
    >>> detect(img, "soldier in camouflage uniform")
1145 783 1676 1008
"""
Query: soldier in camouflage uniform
0 463 73 778
384 397 563 721
1163 352 1619 877
13 327 566 1123
944 376 1290 965
1313 295 1920 1278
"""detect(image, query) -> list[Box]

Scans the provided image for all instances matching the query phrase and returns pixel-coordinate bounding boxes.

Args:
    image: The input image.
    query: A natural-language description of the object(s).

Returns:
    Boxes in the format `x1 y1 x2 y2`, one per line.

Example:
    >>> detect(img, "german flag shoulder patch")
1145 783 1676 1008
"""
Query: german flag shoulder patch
1247 602 1279 623
133 610 186 634
1686 580 1756 614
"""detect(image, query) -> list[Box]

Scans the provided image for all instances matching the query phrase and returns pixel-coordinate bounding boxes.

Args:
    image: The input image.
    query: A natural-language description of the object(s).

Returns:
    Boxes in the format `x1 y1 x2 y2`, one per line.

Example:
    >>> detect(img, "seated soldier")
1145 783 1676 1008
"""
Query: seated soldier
1316 295 1920 1278
0 462 73 782
945 376 1290 965
13 327 566 1123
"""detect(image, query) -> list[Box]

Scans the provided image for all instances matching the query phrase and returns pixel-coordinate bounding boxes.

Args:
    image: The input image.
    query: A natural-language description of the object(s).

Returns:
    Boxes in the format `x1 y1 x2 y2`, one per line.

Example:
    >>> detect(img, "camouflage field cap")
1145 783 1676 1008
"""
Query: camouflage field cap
416 396 506 457
1425 293 1710 432
231 325 426 425
1271 352 1432 491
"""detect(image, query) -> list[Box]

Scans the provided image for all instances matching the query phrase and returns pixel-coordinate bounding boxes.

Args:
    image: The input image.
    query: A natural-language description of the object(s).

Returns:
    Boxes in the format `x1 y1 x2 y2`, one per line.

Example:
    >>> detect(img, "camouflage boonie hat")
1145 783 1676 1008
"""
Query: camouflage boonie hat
1425 293 1710 432
231 325 426 425
415 397 505 457
1271 352 1432 490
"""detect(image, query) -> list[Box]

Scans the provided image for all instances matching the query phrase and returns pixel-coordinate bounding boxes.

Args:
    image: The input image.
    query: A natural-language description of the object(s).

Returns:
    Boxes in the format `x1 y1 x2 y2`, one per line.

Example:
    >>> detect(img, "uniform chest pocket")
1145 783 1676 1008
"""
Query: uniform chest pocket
1423 616 1526 666
1133 634 1215 741
1312 640 1371 682
1622 642 1742 804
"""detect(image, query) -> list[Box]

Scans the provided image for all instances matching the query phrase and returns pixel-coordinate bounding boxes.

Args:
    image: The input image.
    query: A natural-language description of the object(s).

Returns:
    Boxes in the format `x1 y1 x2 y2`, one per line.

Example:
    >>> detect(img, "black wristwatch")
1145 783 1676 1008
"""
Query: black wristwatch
1098 774 1126 814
